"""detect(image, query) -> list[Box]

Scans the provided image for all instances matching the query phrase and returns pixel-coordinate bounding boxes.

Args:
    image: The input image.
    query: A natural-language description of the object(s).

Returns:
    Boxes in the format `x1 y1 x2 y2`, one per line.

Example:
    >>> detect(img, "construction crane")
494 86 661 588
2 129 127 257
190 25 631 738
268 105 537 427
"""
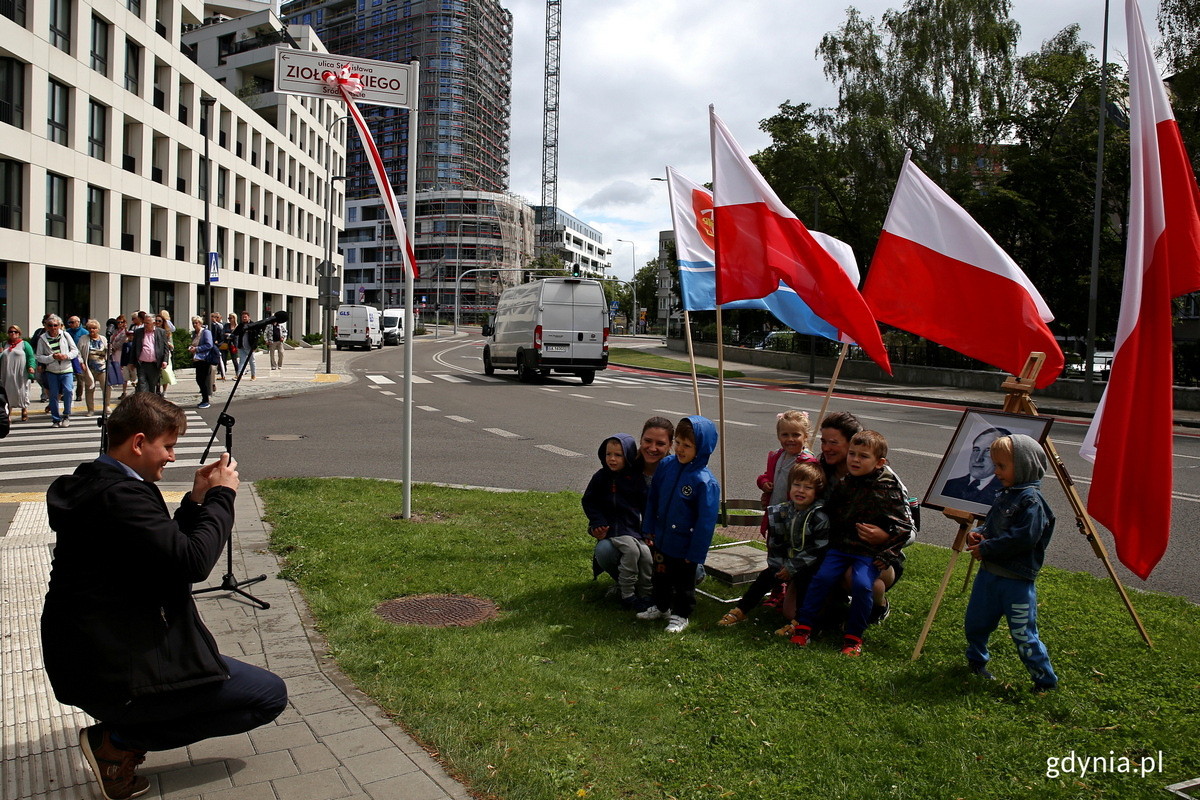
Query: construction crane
539 0 561 254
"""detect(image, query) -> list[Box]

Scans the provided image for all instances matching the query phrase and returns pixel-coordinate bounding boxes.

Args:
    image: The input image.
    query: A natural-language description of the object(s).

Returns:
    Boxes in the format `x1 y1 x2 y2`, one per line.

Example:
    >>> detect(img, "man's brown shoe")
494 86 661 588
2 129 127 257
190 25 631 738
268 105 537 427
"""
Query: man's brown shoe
79 726 149 800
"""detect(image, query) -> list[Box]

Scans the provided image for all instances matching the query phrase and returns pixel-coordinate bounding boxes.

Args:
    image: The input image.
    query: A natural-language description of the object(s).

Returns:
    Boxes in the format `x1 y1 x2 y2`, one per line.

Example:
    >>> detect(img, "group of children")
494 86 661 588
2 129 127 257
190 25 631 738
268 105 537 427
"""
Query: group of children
581 409 1059 690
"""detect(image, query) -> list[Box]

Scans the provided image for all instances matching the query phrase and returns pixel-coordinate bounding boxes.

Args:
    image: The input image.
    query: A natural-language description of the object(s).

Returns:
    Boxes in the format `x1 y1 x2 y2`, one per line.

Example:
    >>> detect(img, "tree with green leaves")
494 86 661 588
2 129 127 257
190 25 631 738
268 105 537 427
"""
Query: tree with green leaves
969 25 1129 339
756 0 1022 261
1158 0 1200 172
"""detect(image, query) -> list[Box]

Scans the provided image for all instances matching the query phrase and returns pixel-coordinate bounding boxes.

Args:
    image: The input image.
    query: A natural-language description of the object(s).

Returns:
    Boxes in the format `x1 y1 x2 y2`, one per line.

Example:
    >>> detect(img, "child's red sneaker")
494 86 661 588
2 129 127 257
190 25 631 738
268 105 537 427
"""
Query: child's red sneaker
789 625 813 647
841 635 863 656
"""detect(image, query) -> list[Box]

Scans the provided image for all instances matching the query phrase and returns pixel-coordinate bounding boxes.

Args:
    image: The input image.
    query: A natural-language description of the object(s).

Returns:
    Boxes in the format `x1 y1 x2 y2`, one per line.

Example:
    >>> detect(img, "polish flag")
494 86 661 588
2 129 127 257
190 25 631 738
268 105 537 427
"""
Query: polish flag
667 166 862 341
863 155 1063 389
1080 0 1200 580
709 108 891 372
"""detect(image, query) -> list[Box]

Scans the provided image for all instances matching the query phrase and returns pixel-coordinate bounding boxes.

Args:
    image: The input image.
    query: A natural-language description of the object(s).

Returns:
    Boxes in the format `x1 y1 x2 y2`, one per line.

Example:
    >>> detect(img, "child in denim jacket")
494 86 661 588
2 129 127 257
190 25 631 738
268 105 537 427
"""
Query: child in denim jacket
965 433 1058 692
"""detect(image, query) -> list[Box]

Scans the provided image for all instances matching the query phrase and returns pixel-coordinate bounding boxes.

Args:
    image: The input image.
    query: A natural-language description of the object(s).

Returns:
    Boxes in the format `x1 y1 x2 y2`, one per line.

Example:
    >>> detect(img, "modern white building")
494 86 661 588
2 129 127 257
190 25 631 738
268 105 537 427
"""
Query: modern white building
0 0 345 335
342 189 535 320
534 206 611 278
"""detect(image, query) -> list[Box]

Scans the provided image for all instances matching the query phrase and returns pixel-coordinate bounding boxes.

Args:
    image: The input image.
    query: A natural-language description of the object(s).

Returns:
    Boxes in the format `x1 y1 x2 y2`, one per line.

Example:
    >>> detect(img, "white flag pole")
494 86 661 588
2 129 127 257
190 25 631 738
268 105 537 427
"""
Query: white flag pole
709 105 728 513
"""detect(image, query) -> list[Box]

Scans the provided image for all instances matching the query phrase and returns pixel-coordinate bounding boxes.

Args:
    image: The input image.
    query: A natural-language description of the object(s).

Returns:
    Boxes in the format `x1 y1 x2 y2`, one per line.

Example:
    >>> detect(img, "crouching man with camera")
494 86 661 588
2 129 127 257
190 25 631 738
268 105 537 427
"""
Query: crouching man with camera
41 393 287 800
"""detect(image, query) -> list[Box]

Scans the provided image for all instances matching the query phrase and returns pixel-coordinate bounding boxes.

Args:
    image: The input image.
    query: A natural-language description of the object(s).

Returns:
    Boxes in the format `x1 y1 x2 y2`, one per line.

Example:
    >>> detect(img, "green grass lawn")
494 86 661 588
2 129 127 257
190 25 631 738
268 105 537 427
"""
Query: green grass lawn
608 348 745 380
258 479 1200 800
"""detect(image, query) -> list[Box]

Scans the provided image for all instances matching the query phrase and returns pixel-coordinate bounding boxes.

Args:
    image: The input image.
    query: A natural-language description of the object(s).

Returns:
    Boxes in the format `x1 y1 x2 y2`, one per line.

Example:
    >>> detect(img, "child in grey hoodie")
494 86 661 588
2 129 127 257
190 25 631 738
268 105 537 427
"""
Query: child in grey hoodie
964 433 1058 691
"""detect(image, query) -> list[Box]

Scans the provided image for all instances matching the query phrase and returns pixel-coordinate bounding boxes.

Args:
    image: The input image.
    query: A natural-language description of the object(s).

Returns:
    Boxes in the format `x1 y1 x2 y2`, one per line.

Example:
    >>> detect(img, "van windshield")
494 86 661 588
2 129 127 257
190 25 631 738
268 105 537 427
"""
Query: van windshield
383 316 400 328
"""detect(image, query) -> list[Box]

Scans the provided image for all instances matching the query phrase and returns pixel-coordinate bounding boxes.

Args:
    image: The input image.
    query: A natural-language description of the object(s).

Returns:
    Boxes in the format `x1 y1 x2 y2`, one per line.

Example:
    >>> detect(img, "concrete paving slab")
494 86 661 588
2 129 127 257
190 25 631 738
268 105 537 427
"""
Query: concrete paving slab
0 475 471 800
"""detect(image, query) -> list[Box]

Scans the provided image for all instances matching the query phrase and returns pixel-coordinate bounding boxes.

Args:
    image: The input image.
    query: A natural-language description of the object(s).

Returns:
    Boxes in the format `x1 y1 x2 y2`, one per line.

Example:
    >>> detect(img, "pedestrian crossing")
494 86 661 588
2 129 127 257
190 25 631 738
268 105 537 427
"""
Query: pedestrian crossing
360 370 690 389
0 411 224 483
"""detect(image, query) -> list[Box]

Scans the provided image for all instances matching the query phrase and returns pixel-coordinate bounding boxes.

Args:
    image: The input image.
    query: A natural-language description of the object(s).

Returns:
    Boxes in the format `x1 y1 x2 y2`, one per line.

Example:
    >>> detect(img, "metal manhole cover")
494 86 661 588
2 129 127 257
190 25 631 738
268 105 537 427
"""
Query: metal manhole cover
375 594 499 627
262 434 306 441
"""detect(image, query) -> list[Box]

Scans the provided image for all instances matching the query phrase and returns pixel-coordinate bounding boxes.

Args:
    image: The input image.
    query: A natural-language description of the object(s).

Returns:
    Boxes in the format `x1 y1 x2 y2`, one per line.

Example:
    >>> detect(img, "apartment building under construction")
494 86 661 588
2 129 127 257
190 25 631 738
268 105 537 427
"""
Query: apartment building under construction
279 0 526 307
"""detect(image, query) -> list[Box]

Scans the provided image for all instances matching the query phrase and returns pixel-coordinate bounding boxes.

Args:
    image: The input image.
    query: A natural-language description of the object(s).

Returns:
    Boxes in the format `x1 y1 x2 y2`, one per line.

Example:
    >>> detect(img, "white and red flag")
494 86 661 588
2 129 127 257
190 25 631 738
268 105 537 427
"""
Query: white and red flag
863 154 1063 389
323 64 417 278
709 108 891 372
1080 0 1200 579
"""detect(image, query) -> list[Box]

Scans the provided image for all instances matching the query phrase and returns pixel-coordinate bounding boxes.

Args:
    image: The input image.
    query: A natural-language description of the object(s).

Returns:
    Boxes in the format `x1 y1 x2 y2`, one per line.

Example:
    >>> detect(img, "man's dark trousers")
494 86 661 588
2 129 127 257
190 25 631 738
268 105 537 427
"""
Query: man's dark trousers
77 656 287 752
135 361 161 393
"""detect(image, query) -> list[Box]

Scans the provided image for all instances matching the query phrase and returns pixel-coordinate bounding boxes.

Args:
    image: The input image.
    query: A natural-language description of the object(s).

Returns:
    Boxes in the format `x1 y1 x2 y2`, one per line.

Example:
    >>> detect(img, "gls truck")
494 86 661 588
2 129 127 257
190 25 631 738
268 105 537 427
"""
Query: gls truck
335 305 383 350
482 278 608 385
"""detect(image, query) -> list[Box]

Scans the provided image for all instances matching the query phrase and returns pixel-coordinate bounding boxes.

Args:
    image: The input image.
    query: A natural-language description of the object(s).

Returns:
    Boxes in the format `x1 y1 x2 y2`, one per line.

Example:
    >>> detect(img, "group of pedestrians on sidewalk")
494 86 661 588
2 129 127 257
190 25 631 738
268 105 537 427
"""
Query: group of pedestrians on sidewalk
2 309 291 423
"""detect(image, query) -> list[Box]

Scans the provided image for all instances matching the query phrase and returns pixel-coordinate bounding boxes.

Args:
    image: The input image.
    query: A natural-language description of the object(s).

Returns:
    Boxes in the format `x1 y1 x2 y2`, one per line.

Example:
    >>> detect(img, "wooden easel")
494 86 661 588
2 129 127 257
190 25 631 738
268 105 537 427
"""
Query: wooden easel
911 353 1153 660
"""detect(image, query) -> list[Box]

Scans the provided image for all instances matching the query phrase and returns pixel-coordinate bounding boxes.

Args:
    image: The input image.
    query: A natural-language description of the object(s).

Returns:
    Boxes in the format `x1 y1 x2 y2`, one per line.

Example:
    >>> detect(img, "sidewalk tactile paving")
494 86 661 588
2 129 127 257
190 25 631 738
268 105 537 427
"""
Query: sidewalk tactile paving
1 478 470 800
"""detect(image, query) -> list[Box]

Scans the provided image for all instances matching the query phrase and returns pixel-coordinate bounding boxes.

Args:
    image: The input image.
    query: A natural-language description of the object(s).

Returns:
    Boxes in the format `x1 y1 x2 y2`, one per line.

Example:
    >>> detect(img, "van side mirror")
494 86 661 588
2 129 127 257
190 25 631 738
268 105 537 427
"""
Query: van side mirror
481 324 494 336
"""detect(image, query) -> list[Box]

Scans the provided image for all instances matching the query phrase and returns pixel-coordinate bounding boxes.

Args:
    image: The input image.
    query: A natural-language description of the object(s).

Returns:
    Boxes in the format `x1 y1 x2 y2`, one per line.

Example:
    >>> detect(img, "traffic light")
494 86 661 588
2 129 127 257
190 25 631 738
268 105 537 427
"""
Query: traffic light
571 263 580 277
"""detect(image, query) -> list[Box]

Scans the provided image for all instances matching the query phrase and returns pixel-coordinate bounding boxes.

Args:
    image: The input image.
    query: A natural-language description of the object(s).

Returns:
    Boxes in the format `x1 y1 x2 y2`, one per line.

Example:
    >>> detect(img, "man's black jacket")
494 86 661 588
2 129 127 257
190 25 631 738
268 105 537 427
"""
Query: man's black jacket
41 459 235 706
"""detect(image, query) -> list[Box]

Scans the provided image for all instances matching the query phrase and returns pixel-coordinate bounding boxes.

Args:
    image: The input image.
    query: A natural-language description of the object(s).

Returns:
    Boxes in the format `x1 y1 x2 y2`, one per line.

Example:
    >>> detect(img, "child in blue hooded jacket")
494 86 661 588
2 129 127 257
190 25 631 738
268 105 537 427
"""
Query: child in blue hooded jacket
581 433 652 610
965 433 1058 692
636 416 721 633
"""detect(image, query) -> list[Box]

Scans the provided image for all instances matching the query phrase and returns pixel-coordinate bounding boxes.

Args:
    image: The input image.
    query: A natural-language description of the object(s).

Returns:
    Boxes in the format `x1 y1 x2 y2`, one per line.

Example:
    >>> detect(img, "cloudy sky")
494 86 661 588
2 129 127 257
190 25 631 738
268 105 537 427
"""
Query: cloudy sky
496 0 1156 281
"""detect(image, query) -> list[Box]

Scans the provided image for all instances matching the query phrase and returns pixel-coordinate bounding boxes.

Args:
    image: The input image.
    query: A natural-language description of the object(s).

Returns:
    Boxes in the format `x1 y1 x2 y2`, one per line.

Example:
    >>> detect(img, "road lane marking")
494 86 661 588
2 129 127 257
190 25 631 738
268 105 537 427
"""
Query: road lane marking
891 447 944 459
541 388 559 392
418 405 439 412
446 415 473 423
379 391 396 396
537 444 584 457
654 409 692 417
485 428 521 438
433 374 470 383
570 394 592 399
606 401 634 407
475 375 505 382
366 374 395 384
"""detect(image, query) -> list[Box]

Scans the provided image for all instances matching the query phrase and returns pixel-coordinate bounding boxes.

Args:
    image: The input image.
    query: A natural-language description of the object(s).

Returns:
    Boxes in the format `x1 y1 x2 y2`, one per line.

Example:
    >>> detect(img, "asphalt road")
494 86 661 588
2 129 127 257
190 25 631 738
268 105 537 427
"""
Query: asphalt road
7 332 1193 610
200 333 1200 610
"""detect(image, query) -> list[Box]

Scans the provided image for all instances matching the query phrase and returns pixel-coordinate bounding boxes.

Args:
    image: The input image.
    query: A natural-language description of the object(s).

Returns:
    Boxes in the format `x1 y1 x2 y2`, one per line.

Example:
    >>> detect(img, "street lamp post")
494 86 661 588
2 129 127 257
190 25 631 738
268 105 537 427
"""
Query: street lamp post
200 95 216 320
616 239 638 336
323 115 349 374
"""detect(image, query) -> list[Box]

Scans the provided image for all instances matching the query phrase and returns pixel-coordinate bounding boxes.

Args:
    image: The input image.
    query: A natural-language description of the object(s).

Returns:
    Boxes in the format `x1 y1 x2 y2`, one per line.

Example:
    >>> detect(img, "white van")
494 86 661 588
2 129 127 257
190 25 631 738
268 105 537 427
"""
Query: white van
482 278 608 384
335 305 383 350
382 308 405 345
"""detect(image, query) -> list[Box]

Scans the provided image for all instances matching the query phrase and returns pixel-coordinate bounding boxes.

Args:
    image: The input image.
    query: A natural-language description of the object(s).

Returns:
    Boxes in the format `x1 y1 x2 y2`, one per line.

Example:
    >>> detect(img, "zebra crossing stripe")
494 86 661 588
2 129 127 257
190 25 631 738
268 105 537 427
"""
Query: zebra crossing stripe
536 444 583 458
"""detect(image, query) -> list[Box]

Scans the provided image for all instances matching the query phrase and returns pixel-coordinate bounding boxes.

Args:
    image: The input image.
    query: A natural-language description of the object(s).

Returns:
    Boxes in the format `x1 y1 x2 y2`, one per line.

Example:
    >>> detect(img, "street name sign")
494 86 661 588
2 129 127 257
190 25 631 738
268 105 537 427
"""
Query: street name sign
275 50 414 109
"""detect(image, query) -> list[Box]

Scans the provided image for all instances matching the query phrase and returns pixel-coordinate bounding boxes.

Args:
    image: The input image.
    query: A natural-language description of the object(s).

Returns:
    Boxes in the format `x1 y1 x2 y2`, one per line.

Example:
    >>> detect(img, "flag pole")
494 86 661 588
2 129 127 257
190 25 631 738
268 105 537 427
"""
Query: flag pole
682 310 702 415
818 342 849 426
708 105 728 518
715 304 729 517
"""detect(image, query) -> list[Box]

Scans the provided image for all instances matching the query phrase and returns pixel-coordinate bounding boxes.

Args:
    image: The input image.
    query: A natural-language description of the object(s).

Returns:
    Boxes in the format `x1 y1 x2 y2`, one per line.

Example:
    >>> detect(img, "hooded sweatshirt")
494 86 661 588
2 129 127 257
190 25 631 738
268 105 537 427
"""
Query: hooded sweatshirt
642 415 721 564
976 434 1055 581
581 433 647 540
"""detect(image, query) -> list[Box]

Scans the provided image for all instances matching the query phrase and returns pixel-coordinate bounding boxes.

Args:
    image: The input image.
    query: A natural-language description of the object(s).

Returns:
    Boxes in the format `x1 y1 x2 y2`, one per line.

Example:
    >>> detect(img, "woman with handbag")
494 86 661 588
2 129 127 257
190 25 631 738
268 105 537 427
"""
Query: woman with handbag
188 315 219 409
2 325 36 422
156 314 178 396
79 320 109 416
107 316 129 400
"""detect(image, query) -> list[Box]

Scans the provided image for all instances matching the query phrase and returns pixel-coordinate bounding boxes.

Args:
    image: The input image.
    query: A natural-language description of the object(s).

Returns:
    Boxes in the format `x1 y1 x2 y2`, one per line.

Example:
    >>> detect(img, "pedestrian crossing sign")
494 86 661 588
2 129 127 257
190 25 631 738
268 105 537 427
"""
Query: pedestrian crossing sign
208 252 220 283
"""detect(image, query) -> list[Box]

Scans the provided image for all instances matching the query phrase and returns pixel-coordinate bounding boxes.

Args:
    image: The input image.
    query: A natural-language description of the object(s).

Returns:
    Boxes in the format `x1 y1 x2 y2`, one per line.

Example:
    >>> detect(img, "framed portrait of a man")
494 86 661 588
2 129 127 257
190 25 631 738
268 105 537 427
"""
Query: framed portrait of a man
923 409 1054 518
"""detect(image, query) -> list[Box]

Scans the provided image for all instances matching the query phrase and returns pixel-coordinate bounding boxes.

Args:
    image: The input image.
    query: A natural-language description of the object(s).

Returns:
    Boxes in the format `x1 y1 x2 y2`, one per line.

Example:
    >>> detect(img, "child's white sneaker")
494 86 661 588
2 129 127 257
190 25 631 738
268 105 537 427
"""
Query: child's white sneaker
665 615 689 633
636 606 668 621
